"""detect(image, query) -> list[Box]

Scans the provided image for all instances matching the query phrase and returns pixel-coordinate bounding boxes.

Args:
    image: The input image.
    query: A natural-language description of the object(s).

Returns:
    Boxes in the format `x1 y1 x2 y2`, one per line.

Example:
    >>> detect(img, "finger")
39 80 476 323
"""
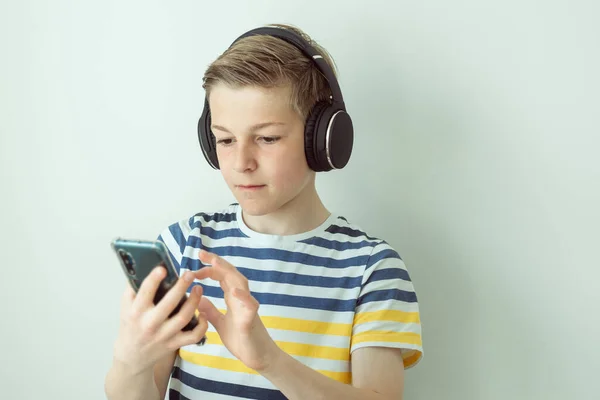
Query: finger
119 284 136 316
197 296 225 332
196 251 227 281
167 312 209 350
197 251 248 291
156 285 203 341
153 270 197 321
131 266 166 312
121 284 135 305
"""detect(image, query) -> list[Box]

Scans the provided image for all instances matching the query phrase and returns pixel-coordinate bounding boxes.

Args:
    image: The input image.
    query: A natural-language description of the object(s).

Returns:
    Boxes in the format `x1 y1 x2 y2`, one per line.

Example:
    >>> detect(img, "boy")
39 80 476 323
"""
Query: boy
105 24 423 400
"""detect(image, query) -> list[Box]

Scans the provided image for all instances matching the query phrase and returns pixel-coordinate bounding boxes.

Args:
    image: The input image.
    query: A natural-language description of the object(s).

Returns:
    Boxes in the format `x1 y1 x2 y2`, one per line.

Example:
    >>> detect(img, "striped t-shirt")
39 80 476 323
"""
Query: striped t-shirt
158 203 423 400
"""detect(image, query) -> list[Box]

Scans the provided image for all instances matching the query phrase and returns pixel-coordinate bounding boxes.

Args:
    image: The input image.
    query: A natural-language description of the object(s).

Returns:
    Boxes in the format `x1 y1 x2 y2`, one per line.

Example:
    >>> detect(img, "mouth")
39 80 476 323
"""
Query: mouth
236 185 266 191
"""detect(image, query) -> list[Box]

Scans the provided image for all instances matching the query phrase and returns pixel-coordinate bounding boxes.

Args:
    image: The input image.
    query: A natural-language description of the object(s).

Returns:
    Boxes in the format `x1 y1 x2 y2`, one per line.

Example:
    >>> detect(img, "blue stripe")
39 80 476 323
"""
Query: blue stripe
357 288 418 306
369 267 411 283
169 389 191 400
367 248 403 269
186 234 202 252
198 225 248 239
168 223 186 255
195 245 369 269
196 283 357 312
238 267 362 289
196 211 237 223
171 367 287 400
298 236 379 251
325 225 380 241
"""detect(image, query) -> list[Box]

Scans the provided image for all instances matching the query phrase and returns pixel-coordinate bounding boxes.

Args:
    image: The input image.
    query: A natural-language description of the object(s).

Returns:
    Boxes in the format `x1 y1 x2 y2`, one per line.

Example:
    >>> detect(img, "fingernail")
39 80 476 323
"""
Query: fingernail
184 271 194 282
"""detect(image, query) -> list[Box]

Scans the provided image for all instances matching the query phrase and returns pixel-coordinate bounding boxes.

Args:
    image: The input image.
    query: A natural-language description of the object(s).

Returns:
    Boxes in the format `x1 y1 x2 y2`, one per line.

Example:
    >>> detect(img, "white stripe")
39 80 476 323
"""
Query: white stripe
175 359 277 390
361 276 415 293
356 299 421 314
192 294 356 325
161 228 183 264
351 341 423 354
266 328 351 348
178 217 193 238
352 320 421 335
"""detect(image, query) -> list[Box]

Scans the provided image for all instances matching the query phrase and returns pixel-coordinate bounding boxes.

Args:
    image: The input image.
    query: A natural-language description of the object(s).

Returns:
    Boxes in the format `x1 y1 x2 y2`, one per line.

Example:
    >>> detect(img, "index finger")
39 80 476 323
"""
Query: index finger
196 251 249 291
132 266 167 310
120 284 136 311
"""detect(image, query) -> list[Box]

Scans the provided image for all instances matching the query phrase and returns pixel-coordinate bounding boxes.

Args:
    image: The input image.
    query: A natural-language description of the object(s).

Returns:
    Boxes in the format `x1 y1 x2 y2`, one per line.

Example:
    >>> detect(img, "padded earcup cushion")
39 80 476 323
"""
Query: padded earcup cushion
197 98 220 169
304 102 329 171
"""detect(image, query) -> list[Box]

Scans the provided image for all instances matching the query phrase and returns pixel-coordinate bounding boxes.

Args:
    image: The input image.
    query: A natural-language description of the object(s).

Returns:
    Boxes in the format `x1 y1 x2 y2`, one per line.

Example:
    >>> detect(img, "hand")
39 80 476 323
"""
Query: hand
195 250 281 372
113 267 209 375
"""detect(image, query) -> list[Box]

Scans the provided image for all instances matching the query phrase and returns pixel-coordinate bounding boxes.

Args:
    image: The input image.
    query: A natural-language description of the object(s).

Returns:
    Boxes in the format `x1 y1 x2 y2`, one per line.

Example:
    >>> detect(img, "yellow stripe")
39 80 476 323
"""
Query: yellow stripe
351 331 422 347
402 350 422 368
179 350 351 383
320 370 351 384
216 309 352 336
353 309 420 325
180 350 256 374
203 331 349 361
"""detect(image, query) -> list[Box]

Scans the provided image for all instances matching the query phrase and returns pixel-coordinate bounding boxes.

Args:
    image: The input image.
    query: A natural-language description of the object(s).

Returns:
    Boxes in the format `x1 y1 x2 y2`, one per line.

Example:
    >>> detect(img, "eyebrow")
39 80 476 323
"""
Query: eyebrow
211 122 286 134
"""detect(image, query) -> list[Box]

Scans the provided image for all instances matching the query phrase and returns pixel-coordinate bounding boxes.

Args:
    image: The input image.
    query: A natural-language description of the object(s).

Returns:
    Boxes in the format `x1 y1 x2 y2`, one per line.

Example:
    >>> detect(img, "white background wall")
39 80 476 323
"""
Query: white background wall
1 1 598 399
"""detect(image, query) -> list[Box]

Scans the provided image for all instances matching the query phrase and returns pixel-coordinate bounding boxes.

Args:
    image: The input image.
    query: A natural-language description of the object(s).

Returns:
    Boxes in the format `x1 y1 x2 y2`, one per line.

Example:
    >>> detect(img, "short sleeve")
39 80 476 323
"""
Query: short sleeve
351 241 423 369
156 217 195 276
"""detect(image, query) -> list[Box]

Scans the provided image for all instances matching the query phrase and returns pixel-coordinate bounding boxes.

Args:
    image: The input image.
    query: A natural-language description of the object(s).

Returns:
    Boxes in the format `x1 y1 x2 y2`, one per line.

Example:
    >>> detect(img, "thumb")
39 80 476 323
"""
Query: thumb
198 296 225 332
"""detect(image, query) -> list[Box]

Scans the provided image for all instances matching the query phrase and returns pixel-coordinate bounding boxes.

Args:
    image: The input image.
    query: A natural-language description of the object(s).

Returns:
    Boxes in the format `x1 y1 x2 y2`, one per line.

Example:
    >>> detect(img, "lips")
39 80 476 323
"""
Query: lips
237 185 266 190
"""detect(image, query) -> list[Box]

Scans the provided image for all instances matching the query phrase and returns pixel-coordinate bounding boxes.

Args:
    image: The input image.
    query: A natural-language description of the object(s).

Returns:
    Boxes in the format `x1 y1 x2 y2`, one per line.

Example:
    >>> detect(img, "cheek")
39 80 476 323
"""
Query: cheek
268 148 310 185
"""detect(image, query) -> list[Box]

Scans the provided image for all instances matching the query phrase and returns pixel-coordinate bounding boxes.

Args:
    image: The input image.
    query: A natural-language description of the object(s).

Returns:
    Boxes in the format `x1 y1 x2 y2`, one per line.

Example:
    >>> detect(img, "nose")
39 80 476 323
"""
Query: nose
233 141 257 173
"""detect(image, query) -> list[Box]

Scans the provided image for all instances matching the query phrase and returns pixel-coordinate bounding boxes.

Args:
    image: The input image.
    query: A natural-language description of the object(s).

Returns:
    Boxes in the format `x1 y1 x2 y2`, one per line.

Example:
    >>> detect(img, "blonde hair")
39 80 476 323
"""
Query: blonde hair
202 24 338 120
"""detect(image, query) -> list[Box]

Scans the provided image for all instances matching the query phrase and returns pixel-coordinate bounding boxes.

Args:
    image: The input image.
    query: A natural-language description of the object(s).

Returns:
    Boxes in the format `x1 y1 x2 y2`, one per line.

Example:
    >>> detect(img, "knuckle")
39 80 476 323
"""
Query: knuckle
198 318 208 333
193 328 206 342
127 306 141 321
176 314 192 328
140 319 158 337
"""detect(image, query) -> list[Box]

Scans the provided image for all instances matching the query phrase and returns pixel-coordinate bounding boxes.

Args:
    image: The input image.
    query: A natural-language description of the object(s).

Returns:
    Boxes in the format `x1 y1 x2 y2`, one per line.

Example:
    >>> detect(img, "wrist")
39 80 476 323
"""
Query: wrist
257 345 288 377
111 356 154 378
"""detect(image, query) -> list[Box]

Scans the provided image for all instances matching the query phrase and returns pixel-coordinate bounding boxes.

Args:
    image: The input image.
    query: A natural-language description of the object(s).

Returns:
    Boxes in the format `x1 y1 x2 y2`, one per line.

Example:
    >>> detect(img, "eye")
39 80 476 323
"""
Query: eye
259 136 281 144
216 138 234 146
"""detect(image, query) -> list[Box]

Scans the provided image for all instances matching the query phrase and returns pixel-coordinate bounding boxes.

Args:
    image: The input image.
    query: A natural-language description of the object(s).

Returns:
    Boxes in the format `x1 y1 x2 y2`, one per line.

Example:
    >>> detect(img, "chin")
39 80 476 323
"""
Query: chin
235 198 277 217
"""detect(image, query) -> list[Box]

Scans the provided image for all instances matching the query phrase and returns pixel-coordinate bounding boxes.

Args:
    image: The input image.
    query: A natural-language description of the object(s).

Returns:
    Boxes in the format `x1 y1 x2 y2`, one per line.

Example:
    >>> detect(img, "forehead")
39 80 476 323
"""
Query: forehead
209 84 298 124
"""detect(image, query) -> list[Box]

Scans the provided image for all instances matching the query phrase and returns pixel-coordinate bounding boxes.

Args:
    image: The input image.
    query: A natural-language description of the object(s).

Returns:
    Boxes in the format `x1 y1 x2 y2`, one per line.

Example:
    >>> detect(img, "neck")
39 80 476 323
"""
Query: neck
242 180 330 236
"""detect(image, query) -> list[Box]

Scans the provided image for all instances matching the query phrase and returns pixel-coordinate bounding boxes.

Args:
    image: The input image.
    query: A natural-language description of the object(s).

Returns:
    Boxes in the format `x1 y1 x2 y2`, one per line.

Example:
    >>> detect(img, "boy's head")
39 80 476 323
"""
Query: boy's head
200 24 351 217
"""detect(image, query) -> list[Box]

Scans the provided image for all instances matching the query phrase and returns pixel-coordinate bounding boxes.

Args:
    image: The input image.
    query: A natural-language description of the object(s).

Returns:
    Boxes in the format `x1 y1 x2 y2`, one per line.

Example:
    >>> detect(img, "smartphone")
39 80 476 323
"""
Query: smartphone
111 237 206 345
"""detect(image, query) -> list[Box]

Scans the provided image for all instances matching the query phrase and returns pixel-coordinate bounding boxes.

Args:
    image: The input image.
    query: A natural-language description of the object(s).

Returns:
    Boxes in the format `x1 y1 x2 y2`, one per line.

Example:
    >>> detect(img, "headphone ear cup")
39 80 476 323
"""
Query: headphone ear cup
198 98 220 169
304 101 329 171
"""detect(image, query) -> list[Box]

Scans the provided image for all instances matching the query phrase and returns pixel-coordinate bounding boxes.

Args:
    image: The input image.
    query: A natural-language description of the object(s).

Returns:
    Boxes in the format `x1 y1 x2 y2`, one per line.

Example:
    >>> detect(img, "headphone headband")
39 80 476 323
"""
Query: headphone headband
231 27 345 107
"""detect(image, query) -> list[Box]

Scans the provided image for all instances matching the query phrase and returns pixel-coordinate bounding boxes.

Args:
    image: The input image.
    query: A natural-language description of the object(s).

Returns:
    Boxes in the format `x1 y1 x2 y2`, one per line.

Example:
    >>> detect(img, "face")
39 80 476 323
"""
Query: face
208 83 314 216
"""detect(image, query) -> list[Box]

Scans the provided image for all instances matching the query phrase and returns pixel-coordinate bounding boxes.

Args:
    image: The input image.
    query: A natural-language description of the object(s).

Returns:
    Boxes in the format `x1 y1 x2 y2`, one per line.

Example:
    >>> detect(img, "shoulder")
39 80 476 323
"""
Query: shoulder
322 214 402 261
157 203 240 258
159 203 239 238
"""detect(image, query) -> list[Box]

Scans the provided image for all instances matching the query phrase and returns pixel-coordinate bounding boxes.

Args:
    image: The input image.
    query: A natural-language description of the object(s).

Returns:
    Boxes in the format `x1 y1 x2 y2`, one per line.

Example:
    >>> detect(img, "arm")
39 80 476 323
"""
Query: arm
260 346 404 400
154 350 178 399
105 350 177 400
194 251 408 400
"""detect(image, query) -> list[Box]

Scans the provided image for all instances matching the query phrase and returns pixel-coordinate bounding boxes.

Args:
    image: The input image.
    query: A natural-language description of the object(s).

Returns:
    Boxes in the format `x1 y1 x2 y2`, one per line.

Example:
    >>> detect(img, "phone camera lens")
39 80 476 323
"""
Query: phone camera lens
118 250 136 276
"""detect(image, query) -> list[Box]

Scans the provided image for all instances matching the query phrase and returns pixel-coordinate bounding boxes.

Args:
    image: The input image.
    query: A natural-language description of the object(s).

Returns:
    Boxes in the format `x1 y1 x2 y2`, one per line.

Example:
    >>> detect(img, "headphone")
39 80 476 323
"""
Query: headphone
197 26 354 172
